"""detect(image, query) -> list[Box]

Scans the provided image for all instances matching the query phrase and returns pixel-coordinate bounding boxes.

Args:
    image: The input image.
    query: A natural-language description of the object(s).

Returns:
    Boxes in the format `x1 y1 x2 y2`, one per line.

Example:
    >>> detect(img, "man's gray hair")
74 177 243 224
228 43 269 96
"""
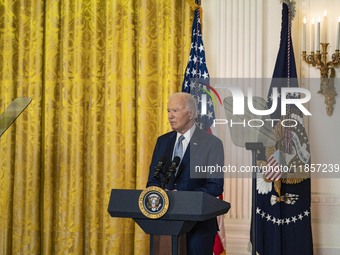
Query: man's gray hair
169 92 197 118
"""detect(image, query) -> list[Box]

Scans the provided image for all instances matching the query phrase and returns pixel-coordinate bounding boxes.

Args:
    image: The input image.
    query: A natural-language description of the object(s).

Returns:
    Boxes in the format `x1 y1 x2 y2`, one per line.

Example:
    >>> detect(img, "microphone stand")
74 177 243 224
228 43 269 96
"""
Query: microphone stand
160 176 168 190
159 158 180 255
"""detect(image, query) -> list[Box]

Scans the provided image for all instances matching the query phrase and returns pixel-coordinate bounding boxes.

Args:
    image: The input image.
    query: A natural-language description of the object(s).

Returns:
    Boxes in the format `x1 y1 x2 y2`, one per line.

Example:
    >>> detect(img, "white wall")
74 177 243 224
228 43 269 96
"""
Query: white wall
301 1 340 254
202 0 340 254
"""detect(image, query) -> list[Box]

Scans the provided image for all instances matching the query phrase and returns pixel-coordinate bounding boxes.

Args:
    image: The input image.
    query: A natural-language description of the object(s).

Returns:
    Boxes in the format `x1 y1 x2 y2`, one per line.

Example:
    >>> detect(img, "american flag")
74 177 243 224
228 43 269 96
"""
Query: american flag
181 7 215 131
182 6 226 255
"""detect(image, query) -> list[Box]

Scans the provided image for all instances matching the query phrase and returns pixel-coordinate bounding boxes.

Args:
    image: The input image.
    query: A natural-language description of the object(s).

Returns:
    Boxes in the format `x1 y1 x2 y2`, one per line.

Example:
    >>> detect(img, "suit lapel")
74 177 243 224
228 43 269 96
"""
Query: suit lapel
166 131 177 157
189 128 201 155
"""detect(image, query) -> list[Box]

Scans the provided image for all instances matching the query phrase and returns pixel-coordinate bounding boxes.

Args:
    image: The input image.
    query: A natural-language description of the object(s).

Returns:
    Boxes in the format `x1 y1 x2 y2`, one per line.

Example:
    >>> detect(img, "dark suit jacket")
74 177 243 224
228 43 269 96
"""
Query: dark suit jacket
147 127 224 235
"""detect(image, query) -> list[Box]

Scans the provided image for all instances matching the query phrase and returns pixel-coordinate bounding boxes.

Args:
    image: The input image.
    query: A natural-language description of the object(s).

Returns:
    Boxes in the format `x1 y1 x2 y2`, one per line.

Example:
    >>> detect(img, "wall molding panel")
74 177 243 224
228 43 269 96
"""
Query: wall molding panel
203 0 263 253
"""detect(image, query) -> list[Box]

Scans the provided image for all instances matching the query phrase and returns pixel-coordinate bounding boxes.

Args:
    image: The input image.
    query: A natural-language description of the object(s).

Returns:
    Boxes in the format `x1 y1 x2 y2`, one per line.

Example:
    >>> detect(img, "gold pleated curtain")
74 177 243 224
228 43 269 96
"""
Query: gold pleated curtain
0 0 192 254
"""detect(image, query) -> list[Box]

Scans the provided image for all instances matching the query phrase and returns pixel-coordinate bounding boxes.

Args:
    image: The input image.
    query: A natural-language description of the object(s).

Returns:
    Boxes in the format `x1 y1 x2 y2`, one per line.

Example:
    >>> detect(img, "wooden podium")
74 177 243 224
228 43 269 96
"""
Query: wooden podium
108 189 230 255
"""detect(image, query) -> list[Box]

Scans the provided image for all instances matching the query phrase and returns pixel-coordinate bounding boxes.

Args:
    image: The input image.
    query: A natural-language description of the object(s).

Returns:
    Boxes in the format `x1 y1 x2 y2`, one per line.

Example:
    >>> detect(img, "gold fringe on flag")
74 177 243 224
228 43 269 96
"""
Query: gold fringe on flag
185 0 203 32
185 0 199 10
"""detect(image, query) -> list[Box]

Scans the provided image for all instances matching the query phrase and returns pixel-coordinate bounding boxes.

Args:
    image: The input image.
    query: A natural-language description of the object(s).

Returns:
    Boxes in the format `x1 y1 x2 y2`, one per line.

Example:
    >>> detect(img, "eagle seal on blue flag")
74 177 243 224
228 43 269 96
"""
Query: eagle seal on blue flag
251 1 314 254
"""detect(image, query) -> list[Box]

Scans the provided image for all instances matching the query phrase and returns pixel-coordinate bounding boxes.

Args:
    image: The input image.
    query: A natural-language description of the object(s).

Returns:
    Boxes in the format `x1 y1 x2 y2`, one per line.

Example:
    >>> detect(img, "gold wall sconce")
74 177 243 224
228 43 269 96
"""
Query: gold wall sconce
302 13 340 116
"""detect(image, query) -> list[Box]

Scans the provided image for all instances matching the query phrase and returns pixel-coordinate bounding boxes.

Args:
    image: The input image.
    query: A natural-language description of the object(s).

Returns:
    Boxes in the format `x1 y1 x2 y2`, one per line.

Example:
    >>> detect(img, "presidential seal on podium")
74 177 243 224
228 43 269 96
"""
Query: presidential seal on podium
138 186 169 219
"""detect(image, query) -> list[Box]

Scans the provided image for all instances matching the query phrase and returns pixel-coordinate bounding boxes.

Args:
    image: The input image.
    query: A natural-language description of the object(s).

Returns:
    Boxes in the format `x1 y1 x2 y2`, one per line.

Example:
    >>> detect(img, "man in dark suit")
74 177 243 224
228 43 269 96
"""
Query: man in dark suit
147 92 224 255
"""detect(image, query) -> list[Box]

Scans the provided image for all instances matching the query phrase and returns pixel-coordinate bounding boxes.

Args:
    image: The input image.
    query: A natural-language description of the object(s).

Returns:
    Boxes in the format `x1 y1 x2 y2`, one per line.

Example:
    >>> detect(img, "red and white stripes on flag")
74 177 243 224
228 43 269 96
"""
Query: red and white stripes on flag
264 150 282 181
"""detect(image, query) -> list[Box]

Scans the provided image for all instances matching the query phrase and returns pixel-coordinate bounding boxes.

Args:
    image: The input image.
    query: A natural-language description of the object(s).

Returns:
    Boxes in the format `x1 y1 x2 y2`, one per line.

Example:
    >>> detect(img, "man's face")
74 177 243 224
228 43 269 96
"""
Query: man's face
167 96 193 134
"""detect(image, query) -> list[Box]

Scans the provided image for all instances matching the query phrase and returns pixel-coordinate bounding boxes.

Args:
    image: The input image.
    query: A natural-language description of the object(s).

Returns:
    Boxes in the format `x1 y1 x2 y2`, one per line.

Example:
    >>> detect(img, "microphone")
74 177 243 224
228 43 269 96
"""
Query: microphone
153 156 167 180
166 156 181 179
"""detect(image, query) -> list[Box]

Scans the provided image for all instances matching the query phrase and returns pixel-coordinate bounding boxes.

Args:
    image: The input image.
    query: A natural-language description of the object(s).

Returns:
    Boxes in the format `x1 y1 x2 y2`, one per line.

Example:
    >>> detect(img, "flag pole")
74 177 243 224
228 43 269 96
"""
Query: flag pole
246 142 264 255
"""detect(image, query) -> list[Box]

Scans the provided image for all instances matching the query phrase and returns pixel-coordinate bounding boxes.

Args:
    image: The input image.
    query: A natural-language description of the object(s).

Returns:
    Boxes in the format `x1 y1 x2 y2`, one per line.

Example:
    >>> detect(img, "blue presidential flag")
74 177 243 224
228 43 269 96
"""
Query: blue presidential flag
251 1 313 255
181 7 215 131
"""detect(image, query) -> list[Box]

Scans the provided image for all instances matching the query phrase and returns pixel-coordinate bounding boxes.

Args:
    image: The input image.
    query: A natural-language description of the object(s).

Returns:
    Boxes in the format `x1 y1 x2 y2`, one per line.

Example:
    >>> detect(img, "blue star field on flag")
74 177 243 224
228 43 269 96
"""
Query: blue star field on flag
182 7 215 131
